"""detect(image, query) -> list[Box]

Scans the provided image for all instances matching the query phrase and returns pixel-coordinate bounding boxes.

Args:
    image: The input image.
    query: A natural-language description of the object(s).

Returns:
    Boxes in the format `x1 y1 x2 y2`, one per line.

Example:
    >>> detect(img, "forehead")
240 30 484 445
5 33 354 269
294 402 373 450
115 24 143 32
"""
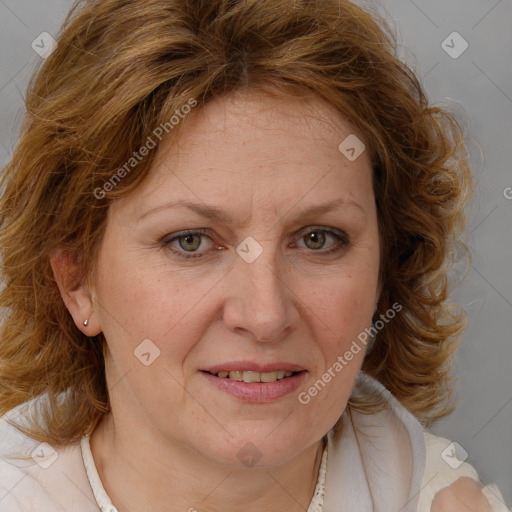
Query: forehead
169 90 367 161
113 90 374 223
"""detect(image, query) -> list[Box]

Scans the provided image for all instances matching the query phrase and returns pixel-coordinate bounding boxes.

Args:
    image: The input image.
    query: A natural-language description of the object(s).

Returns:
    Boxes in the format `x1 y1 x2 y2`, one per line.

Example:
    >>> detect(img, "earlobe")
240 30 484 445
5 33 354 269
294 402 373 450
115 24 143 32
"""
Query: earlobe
50 248 102 336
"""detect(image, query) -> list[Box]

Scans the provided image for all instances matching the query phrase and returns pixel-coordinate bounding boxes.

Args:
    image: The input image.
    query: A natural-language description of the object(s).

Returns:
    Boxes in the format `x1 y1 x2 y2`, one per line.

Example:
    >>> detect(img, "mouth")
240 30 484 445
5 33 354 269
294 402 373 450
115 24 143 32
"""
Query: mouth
203 370 301 383
200 368 307 402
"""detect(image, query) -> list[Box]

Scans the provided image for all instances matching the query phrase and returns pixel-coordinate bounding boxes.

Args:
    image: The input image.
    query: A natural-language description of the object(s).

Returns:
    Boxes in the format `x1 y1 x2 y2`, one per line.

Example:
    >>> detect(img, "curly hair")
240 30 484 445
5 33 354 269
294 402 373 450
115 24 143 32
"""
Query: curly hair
0 0 472 445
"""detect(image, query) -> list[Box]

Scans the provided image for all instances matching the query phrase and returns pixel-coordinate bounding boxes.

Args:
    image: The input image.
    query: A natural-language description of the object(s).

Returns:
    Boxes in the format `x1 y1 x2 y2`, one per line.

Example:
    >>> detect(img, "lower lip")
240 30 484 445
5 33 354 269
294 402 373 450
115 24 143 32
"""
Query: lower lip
201 371 307 403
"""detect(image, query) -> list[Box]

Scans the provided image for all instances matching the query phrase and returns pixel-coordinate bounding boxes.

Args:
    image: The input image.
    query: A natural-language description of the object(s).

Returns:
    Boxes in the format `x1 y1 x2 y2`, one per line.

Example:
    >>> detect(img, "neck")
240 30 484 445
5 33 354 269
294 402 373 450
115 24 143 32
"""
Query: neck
89 413 326 512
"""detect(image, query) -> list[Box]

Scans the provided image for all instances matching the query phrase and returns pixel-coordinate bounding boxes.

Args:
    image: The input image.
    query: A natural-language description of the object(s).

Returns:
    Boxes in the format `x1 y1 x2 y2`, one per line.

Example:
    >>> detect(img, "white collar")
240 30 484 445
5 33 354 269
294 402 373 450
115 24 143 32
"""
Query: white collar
80 435 118 512
323 372 426 512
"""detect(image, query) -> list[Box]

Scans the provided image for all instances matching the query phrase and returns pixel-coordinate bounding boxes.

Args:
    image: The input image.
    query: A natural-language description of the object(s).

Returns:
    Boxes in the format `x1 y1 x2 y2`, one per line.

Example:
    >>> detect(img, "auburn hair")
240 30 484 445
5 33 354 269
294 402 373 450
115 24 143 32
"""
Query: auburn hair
0 0 472 445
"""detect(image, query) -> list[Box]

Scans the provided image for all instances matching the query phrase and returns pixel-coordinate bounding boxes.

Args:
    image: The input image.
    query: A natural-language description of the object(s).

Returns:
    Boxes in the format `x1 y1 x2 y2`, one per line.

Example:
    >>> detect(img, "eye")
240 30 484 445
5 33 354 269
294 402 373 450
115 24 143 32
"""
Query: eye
163 229 215 259
162 226 349 260
303 231 327 250
295 228 349 253
177 233 202 251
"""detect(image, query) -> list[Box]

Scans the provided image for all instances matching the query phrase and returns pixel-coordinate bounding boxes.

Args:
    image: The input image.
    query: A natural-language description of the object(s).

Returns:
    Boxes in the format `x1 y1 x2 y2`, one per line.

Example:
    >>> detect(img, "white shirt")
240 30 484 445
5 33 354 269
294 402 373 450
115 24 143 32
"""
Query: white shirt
0 373 509 511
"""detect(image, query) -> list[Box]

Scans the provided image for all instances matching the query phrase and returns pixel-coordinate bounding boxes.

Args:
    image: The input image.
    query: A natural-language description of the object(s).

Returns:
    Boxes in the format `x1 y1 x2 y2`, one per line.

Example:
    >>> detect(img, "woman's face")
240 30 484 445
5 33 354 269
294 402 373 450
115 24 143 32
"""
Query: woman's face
89 91 380 467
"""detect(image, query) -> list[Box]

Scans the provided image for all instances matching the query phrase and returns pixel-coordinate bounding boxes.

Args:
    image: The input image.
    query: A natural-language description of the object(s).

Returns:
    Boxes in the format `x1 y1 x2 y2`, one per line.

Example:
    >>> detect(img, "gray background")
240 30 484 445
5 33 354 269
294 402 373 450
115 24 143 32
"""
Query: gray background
1 0 511 506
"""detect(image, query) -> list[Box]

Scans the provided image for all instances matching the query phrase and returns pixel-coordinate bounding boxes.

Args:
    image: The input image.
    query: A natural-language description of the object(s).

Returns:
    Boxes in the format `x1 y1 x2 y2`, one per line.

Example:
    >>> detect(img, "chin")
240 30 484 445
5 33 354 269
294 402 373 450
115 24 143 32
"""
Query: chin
200 428 313 469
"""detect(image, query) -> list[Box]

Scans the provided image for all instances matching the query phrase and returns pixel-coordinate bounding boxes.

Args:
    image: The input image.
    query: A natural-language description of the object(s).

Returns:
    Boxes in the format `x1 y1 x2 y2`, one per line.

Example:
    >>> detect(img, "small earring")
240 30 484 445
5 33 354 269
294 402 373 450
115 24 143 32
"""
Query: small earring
83 319 89 326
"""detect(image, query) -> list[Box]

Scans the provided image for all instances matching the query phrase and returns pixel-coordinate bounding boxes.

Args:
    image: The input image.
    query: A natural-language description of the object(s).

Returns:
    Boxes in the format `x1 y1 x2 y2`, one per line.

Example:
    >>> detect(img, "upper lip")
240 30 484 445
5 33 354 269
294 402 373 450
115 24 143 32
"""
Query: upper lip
202 361 306 373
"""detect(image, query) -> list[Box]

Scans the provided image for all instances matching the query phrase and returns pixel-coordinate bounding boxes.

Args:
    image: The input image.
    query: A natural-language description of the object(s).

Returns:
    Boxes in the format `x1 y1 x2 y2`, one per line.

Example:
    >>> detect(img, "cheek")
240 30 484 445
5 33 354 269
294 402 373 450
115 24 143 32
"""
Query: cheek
307 270 378 332
93 244 220 376
299 268 378 396
94 240 187 332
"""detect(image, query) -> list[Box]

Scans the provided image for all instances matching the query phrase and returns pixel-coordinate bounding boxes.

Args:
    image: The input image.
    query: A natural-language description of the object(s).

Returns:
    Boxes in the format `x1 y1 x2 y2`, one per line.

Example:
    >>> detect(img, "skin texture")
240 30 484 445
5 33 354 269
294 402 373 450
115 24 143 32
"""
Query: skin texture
431 477 493 512
51 91 382 512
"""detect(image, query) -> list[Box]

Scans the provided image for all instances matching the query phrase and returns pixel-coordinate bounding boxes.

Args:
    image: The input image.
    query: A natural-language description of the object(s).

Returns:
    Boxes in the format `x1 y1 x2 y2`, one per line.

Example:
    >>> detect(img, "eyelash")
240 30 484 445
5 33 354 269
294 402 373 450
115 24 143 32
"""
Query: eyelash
162 227 350 260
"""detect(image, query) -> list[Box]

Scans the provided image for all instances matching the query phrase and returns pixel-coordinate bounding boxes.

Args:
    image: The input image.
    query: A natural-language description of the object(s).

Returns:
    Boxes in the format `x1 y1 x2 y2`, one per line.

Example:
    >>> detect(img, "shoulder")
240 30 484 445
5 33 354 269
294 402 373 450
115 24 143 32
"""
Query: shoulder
418 431 510 512
336 374 509 512
0 404 98 512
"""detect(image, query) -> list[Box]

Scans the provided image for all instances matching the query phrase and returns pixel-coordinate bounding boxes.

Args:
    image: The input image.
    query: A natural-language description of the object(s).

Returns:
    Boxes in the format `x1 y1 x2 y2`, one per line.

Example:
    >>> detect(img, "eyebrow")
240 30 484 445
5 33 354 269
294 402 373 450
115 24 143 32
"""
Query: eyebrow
136 198 365 225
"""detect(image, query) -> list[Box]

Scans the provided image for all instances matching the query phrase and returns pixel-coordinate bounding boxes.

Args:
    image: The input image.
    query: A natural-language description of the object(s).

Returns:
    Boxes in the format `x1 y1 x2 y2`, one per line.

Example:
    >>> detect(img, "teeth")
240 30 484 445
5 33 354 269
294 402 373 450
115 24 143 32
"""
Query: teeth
243 371 263 383
260 371 278 382
214 370 295 382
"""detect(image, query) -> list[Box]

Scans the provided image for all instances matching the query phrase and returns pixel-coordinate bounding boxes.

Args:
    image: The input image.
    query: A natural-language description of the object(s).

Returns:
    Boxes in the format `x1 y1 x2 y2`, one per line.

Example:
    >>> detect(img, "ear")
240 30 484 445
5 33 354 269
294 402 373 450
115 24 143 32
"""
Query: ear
50 247 102 336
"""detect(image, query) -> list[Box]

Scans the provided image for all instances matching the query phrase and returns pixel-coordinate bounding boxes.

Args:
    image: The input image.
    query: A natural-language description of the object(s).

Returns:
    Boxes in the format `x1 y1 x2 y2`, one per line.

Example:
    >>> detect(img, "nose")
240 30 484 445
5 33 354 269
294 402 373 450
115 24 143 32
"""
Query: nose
222 249 300 342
